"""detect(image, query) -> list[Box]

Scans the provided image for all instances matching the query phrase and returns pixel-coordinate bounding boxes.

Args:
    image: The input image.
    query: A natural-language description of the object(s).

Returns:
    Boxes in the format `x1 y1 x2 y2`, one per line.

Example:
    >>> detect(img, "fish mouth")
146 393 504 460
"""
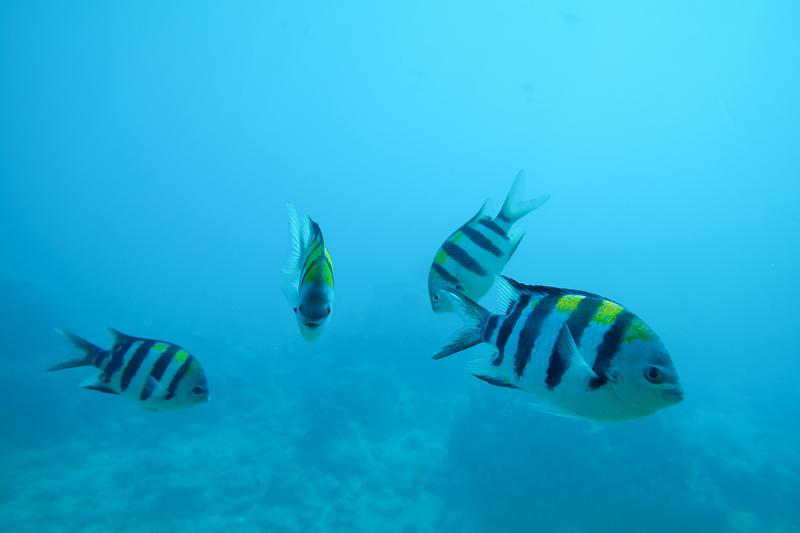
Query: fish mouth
303 321 323 329
661 388 684 404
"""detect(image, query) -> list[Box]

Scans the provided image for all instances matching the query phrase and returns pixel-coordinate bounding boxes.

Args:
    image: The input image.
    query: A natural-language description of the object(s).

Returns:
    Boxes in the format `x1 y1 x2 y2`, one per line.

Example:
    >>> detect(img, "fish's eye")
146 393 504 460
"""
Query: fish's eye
644 366 664 384
298 305 303 313
192 386 206 395
325 306 331 317
433 294 440 301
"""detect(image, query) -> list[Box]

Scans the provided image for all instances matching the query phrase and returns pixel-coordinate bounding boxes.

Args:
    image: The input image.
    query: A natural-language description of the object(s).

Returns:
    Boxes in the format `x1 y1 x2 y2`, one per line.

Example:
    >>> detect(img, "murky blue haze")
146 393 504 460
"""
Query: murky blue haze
1 2 799 532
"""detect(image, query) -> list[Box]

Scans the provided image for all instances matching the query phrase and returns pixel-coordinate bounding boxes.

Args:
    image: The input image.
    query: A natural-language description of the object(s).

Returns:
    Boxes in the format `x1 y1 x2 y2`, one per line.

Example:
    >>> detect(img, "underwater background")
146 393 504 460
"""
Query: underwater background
2 1 799 532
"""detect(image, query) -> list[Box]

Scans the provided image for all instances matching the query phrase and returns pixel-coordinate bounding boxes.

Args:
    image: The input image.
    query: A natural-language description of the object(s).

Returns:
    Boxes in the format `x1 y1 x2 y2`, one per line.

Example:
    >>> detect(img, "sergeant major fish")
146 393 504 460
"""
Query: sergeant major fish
45 328 210 412
433 276 683 421
428 170 549 313
282 202 334 342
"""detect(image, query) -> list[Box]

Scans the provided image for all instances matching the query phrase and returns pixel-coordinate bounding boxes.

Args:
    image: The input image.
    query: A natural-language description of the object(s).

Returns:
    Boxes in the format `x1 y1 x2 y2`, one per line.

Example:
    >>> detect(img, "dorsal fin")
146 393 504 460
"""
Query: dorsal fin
495 276 548 314
108 328 138 350
497 276 625 307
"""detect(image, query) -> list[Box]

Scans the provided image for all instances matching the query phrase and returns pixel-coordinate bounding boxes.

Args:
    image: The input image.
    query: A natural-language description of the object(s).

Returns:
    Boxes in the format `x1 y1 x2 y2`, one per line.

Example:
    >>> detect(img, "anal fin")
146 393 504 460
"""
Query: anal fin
80 376 120 395
465 354 519 389
523 400 582 419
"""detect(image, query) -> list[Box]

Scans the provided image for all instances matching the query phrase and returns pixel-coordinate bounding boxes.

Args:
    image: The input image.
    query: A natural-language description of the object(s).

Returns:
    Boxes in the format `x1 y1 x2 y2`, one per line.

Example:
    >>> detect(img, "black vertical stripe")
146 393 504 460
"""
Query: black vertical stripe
120 341 154 391
302 223 328 278
139 345 178 401
545 346 568 390
102 339 135 382
149 345 178 381
302 237 324 273
309 220 324 243
431 262 459 285
97 336 132 367
565 297 603 346
441 242 487 276
94 350 111 368
494 294 531 366
546 296 603 390
304 222 333 285
461 226 503 257
514 296 559 378
483 314 500 342
589 310 635 389
164 357 193 400
304 254 330 282
478 218 508 238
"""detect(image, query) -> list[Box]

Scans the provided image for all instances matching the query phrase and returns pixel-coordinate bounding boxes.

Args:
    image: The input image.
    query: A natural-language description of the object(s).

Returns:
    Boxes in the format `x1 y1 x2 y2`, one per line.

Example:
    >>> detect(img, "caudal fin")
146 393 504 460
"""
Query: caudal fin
498 169 550 225
432 288 491 360
44 329 103 372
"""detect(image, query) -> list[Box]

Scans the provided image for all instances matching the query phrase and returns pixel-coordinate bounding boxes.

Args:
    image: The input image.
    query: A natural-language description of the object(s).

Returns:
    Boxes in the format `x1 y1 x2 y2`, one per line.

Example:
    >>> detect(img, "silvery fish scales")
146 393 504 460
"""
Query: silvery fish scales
428 170 549 313
433 276 683 421
282 202 334 342
45 328 210 412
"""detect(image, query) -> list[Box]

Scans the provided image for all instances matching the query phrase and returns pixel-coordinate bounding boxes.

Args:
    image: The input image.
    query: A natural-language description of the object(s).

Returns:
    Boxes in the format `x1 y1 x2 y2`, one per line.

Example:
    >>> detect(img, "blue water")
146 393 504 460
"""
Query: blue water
2 2 799 532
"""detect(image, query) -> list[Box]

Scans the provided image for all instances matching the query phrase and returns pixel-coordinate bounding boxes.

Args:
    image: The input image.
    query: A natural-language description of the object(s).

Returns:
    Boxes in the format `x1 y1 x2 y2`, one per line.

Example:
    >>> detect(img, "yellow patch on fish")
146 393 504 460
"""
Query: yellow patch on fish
152 343 169 352
557 294 585 313
306 242 324 264
433 248 449 267
186 359 201 376
592 301 624 325
305 259 333 286
624 319 657 343
174 349 189 363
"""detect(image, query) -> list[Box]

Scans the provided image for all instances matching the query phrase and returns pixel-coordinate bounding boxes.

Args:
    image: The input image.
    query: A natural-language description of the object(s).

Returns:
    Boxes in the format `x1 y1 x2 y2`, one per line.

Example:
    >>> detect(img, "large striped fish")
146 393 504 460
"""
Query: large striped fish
45 329 210 412
282 202 334 342
428 170 549 313
433 277 683 421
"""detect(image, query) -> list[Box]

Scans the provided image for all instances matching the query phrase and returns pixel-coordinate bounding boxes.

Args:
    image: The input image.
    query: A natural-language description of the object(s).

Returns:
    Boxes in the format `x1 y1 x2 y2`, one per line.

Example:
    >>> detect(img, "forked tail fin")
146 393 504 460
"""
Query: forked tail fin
432 288 491 360
498 169 550 225
44 329 103 372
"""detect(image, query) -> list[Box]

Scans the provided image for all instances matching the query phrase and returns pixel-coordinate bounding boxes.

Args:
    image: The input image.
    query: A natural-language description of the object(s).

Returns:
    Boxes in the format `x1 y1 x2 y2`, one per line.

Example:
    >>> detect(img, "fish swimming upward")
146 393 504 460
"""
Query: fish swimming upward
282 202 334 342
45 329 210 412
428 170 549 313
433 276 684 421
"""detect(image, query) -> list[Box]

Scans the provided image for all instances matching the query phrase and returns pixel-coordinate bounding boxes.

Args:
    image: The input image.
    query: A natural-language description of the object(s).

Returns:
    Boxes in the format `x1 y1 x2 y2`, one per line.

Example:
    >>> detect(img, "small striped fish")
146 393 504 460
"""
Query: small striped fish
282 202 334 342
45 329 210 412
433 276 683 421
428 170 549 313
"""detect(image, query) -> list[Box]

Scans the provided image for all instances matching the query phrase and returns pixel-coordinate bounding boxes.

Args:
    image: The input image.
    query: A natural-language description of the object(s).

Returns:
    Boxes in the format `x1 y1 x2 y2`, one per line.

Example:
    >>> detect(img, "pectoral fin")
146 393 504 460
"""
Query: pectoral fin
555 324 599 389
142 376 167 399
